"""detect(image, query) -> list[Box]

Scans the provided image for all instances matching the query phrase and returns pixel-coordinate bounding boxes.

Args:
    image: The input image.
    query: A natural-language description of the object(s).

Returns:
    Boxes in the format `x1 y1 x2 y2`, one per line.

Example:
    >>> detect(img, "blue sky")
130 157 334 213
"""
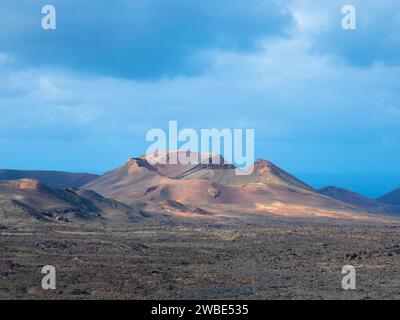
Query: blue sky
0 0 399 196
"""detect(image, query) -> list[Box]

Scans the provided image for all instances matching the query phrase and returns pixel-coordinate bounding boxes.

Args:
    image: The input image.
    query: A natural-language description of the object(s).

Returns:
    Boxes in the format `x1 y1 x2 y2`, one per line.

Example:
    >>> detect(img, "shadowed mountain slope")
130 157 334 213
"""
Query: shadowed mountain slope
0 179 147 223
0 169 98 189
319 186 400 215
377 188 400 206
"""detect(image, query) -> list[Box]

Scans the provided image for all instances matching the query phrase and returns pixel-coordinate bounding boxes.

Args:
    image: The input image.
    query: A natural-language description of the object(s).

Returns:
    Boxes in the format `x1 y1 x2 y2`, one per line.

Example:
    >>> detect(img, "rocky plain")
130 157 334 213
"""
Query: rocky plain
2 215 400 300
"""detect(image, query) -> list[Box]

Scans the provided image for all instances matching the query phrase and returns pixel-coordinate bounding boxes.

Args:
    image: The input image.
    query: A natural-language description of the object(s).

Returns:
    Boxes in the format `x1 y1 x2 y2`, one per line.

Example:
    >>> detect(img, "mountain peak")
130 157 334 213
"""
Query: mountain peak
125 157 159 175
140 151 231 166
253 159 314 191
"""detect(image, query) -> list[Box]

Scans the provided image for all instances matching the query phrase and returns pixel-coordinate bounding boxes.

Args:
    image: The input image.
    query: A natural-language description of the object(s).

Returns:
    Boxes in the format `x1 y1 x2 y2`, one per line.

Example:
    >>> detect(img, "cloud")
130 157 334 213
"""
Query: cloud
0 0 293 80
289 0 400 66
1 35 399 154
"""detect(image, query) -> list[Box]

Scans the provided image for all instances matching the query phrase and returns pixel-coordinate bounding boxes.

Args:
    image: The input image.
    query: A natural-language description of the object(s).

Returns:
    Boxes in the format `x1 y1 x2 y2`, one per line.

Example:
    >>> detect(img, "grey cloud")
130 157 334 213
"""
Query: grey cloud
0 0 293 79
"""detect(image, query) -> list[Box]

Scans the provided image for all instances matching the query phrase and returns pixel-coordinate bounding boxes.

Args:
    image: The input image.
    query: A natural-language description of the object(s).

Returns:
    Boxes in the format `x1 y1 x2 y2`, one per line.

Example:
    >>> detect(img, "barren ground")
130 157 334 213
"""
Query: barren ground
1 216 400 300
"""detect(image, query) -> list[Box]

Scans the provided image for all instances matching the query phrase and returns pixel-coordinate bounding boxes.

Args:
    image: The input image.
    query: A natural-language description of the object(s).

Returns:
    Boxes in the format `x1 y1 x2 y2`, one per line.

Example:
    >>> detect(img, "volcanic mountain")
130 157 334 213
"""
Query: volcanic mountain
0 179 147 224
0 169 98 189
84 152 386 221
377 187 400 206
319 186 400 215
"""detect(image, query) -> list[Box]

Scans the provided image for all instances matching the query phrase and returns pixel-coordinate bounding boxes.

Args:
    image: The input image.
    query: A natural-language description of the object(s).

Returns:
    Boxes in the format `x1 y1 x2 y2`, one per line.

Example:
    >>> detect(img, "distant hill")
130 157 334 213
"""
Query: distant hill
377 188 400 206
319 186 379 208
319 186 400 215
0 179 148 223
0 169 98 189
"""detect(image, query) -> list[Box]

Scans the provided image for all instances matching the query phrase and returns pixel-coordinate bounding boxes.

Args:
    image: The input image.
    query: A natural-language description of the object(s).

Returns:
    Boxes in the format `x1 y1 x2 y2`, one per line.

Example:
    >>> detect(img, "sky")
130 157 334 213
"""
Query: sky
0 0 399 197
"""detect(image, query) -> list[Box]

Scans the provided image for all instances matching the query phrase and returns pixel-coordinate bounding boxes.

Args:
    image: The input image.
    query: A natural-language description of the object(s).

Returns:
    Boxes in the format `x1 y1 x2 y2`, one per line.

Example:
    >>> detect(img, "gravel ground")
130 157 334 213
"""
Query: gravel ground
1 217 400 300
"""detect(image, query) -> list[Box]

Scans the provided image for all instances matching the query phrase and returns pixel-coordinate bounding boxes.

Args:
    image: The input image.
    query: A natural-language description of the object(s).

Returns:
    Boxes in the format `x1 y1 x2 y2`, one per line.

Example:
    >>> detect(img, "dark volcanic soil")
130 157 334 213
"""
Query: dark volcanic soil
1 217 400 300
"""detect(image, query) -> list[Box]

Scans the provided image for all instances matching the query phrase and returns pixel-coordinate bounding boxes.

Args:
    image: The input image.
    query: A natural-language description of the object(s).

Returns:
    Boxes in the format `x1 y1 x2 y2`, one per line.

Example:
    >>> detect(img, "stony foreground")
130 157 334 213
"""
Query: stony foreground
1 217 400 300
